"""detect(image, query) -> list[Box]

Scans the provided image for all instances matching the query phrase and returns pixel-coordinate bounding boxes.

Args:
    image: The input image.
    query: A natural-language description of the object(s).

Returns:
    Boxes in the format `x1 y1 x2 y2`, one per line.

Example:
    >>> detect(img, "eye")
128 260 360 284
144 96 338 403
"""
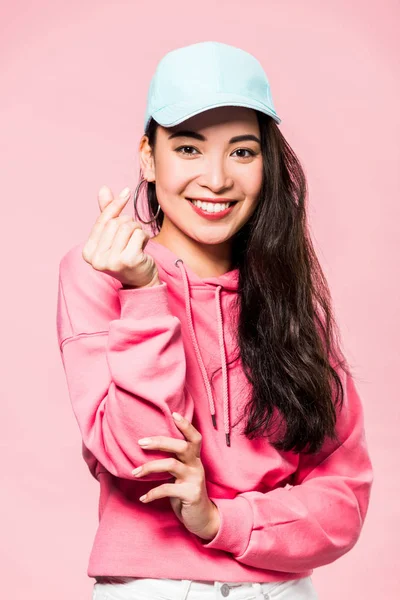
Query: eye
175 145 199 156
232 148 256 158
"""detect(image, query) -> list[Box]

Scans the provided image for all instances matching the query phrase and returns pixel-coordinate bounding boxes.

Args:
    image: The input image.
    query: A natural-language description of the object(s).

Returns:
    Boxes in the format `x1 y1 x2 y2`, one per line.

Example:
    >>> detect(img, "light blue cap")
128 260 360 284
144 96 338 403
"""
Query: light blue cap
144 41 281 131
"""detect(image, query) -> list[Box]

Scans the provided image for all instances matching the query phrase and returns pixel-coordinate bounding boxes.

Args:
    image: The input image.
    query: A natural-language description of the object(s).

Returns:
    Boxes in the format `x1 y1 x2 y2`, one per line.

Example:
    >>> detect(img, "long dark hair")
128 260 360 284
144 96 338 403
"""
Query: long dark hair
137 112 351 455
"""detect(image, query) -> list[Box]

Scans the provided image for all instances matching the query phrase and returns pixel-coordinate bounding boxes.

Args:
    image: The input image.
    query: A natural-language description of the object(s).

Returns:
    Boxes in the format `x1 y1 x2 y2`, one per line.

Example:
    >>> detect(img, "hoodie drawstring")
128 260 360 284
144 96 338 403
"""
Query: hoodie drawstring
174 259 231 446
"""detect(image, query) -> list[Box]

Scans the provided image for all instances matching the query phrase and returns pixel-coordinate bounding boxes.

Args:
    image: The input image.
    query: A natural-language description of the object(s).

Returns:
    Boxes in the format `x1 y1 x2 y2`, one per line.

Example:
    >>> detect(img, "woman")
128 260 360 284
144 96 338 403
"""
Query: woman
56 41 373 600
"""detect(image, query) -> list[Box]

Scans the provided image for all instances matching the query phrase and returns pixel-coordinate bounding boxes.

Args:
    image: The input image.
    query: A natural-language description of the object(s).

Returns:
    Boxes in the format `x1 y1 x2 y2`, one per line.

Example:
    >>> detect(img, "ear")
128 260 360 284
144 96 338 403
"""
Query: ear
138 135 156 182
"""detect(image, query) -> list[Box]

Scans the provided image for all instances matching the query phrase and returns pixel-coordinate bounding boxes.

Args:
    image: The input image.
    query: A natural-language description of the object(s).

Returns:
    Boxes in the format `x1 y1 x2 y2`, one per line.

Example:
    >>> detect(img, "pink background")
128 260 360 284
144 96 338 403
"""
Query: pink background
1 0 398 597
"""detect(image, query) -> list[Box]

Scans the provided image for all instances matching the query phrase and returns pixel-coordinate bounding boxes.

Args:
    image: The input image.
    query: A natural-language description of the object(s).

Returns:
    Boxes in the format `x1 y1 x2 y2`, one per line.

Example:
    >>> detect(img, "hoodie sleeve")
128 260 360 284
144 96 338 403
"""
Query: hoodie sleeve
56 243 194 482
199 367 374 572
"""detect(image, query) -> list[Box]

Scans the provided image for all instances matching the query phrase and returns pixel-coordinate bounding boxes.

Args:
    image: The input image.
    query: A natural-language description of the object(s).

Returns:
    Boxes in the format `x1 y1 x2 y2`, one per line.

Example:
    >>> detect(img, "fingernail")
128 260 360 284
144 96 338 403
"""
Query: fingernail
132 467 142 476
172 412 183 421
99 185 111 197
120 187 131 198
138 438 151 446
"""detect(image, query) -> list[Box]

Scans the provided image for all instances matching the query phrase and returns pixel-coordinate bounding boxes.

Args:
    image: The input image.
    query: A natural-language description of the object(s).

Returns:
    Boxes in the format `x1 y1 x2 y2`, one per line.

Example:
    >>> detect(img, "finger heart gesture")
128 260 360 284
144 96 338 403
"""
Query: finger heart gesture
82 185 160 289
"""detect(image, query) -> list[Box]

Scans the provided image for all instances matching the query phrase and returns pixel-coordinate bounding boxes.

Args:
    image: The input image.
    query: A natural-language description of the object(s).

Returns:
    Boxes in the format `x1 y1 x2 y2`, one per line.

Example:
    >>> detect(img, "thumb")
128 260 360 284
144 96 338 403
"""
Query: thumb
98 185 114 213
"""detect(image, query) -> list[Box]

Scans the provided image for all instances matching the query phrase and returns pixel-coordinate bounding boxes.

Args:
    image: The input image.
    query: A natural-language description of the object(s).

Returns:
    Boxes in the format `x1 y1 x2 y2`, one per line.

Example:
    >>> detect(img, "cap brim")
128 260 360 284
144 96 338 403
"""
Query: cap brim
150 93 281 128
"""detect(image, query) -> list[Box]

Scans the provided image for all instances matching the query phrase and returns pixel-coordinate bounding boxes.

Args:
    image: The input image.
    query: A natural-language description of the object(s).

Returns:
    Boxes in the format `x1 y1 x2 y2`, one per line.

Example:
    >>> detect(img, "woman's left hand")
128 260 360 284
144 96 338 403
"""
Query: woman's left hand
131 412 220 541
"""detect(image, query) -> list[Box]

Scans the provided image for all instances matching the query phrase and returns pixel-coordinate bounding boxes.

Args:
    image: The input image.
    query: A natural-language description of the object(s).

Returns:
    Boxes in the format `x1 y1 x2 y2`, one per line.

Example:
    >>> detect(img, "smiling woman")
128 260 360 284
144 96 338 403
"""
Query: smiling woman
56 40 373 600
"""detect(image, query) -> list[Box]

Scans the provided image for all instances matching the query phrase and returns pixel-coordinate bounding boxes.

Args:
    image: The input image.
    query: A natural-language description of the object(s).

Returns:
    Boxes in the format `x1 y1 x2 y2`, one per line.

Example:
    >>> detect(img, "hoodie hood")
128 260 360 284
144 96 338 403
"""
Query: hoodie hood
146 238 239 446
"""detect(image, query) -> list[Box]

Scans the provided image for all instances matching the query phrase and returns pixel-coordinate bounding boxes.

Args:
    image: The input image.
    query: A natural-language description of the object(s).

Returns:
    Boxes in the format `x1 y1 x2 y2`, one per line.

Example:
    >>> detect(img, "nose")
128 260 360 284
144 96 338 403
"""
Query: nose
199 158 234 192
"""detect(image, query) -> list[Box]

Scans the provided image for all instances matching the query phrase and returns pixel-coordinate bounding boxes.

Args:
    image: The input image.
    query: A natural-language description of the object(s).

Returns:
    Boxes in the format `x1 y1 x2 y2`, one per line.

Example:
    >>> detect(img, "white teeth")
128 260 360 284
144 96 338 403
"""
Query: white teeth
192 200 231 212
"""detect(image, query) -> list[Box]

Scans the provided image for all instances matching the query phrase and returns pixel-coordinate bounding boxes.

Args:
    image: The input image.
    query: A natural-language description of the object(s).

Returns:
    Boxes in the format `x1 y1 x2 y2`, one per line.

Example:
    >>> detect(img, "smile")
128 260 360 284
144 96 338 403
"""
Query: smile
187 198 237 220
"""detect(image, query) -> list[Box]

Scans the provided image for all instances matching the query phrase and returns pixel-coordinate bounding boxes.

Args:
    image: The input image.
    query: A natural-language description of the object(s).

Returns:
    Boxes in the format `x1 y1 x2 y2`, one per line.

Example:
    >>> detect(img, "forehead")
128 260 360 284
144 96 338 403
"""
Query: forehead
164 106 259 135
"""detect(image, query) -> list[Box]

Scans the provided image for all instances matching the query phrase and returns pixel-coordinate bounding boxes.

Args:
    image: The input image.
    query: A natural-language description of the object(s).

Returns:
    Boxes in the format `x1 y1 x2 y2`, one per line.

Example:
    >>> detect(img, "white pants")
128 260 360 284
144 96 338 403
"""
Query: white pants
93 576 319 599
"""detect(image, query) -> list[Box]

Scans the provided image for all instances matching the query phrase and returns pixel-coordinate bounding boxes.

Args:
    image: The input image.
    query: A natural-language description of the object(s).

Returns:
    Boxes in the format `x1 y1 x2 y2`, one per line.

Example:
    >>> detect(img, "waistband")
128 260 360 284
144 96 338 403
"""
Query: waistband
93 576 305 595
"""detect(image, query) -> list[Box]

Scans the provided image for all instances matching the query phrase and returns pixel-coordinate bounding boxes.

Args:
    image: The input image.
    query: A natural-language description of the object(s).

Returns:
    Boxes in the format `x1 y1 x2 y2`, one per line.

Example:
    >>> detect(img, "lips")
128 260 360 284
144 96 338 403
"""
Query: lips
187 198 237 220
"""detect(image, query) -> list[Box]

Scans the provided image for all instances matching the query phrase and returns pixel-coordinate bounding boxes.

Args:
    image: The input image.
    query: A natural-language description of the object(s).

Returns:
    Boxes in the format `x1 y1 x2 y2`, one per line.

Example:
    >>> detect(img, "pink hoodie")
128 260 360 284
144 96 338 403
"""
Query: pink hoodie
56 237 373 583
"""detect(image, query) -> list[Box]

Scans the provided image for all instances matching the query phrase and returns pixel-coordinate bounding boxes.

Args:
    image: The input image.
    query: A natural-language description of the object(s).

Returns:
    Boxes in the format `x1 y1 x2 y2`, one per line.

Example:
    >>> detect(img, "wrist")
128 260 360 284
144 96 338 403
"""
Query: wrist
142 273 161 288
122 273 161 289
196 501 221 541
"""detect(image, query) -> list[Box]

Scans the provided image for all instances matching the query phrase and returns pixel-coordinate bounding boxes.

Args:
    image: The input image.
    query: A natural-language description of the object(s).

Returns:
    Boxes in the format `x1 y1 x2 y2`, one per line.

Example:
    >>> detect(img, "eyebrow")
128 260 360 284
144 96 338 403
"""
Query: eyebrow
167 130 261 144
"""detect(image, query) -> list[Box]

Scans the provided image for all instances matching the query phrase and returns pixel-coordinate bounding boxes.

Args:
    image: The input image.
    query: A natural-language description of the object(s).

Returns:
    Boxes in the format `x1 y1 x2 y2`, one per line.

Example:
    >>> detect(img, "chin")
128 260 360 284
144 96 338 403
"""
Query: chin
189 233 234 247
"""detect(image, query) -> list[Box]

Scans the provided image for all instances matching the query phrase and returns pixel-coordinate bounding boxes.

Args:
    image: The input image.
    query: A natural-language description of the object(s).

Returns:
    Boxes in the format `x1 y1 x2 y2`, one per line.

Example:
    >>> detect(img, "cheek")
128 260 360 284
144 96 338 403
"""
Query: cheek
156 156 190 194
241 163 263 200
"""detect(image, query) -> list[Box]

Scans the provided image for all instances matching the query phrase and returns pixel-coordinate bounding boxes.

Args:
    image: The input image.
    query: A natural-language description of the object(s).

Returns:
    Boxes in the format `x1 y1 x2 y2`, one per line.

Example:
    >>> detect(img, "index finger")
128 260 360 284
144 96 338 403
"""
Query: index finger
138 435 189 455
97 185 131 223
82 186 133 260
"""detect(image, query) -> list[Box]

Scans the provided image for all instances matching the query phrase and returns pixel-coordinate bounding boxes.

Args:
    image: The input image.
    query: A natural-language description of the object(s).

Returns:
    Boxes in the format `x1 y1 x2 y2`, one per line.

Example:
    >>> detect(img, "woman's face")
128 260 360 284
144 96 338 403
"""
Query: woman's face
139 106 263 248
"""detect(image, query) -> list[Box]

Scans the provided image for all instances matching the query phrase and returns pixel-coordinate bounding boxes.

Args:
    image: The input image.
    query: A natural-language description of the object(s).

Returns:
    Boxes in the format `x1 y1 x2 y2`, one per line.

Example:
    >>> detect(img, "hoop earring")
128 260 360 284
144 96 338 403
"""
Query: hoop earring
133 178 161 224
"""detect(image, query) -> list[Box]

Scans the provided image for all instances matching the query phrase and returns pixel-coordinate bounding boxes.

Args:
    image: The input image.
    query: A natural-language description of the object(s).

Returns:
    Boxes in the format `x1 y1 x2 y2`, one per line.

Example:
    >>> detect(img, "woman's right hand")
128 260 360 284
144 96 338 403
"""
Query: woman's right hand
82 185 161 288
